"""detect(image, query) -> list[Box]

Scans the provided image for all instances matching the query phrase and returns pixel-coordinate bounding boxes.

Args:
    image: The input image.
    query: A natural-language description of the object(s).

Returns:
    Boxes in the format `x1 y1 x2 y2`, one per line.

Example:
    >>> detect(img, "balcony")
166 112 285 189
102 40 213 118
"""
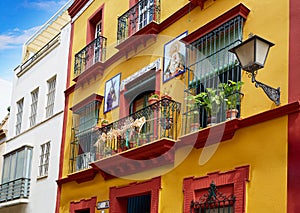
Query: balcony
117 0 161 44
94 98 180 159
0 178 30 205
69 98 181 177
74 35 107 79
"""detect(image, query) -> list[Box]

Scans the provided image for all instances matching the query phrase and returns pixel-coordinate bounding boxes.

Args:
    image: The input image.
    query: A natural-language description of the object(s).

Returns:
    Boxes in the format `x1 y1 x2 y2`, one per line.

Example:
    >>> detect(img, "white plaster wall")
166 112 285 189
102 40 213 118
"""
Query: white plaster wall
4 22 70 213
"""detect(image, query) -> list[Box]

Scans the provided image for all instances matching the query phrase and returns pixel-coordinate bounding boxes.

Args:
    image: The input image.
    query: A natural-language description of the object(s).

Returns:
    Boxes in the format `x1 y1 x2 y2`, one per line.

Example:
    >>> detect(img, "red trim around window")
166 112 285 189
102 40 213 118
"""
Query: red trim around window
183 166 249 213
87 4 105 44
70 93 103 112
70 196 97 213
109 177 161 213
182 3 250 44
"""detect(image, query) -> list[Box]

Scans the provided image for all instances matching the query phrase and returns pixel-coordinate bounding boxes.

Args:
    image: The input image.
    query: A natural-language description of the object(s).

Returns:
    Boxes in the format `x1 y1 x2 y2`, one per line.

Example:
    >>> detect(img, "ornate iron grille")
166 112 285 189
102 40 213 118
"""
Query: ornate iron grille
0 178 31 203
190 182 236 213
117 0 161 43
183 16 244 133
94 98 181 160
74 35 107 78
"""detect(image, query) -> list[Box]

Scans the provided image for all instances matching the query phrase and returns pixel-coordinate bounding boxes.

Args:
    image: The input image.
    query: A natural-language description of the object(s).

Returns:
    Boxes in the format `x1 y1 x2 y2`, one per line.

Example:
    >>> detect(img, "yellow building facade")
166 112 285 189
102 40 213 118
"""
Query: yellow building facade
56 0 300 212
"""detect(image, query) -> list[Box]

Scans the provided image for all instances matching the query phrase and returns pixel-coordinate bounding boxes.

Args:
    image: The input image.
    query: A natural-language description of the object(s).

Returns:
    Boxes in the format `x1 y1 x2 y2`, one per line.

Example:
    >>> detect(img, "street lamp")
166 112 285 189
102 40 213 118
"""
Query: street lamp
229 35 280 106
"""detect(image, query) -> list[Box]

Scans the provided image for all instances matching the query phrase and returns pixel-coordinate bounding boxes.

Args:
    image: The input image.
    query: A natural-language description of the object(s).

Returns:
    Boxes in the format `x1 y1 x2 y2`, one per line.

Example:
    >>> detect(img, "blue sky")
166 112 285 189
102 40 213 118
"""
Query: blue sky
0 0 68 119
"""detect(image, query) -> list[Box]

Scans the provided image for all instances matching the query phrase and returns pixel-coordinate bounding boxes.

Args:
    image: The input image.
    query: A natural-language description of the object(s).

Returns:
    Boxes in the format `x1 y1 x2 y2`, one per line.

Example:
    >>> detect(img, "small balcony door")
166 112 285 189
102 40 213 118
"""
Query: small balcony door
94 21 102 63
138 0 154 29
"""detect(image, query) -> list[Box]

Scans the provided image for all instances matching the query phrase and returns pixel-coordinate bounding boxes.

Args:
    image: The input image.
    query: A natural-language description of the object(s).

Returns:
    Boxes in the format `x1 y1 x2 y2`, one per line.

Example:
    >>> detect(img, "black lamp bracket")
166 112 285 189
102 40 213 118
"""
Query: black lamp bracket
248 70 280 106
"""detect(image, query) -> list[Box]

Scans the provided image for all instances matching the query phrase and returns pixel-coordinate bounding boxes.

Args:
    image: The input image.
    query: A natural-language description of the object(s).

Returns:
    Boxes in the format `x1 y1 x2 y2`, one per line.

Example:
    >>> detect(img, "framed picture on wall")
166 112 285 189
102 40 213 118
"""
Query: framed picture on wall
163 31 188 82
104 73 121 113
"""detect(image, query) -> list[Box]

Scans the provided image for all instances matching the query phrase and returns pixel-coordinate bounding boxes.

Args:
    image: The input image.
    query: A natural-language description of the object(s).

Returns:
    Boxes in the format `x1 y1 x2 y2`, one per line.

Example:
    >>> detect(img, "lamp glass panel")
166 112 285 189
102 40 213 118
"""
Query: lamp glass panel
234 39 254 68
255 39 270 66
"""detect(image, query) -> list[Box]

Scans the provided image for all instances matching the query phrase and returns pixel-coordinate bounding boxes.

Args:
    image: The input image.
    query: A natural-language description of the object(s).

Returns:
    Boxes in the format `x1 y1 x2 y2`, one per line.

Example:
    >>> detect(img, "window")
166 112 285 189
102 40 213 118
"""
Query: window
110 177 161 213
70 197 96 213
183 166 249 213
71 99 101 172
38 142 50 177
15 98 24 135
29 88 39 127
129 91 154 114
127 194 151 213
185 16 244 128
0 146 33 202
46 76 56 118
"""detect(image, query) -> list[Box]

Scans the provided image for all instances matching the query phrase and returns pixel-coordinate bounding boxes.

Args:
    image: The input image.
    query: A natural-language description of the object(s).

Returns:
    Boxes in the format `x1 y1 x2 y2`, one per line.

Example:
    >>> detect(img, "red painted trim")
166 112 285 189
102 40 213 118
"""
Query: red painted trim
119 89 128 118
90 138 175 179
183 166 249 213
86 4 105 44
64 84 75 97
70 93 103 112
55 22 75 213
159 2 197 31
189 0 207 9
109 177 161 213
182 3 250 44
57 168 98 185
288 0 300 212
179 101 300 149
68 0 90 18
70 196 97 213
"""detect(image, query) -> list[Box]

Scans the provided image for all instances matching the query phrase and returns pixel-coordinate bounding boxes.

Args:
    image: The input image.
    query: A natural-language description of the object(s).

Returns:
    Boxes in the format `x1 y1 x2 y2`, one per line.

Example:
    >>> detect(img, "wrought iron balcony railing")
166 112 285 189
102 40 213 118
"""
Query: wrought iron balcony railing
94 98 180 160
74 35 107 78
69 98 180 172
0 178 31 203
117 0 161 43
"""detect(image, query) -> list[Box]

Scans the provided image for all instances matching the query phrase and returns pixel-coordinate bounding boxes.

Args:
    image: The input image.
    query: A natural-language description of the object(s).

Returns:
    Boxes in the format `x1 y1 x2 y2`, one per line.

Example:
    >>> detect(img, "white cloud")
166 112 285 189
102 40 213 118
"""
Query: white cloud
0 26 41 51
24 0 68 12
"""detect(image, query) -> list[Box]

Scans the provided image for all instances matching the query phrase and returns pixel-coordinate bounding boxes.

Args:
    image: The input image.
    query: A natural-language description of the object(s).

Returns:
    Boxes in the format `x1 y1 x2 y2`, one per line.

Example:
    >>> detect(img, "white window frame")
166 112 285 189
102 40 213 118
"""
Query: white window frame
46 76 56 118
15 98 24 135
38 141 50 177
29 88 39 127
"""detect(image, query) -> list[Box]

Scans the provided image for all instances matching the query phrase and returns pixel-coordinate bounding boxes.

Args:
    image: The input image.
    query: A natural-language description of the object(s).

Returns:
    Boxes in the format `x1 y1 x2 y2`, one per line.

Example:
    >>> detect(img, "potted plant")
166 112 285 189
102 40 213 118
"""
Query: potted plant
186 95 201 132
193 88 223 126
148 93 160 105
219 80 243 120
101 119 109 127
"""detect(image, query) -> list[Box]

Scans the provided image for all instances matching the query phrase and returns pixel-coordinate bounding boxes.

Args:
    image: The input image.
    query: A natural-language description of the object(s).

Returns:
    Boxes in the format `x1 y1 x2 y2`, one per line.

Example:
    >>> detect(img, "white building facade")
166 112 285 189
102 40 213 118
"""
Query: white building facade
0 2 72 212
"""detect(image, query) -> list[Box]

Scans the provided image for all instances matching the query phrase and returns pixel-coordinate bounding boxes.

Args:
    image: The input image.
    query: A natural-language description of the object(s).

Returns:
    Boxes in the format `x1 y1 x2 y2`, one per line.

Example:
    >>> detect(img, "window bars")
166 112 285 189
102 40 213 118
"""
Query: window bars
183 16 244 132
190 181 236 213
69 101 100 173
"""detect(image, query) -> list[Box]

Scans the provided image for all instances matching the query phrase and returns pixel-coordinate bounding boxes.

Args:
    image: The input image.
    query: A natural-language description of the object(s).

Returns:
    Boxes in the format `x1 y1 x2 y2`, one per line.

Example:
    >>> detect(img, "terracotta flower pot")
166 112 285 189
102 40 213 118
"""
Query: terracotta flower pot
226 109 239 120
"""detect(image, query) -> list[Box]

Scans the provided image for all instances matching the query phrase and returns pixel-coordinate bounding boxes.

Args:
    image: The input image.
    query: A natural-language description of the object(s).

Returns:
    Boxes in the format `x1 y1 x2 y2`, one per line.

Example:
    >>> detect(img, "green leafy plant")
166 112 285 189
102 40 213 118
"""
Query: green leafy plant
149 93 160 99
192 88 223 117
219 80 244 110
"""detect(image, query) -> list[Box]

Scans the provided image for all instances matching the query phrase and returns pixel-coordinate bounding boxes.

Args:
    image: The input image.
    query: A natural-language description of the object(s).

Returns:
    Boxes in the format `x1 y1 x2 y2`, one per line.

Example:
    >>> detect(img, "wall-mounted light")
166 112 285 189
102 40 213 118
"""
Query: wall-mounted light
229 35 280 106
